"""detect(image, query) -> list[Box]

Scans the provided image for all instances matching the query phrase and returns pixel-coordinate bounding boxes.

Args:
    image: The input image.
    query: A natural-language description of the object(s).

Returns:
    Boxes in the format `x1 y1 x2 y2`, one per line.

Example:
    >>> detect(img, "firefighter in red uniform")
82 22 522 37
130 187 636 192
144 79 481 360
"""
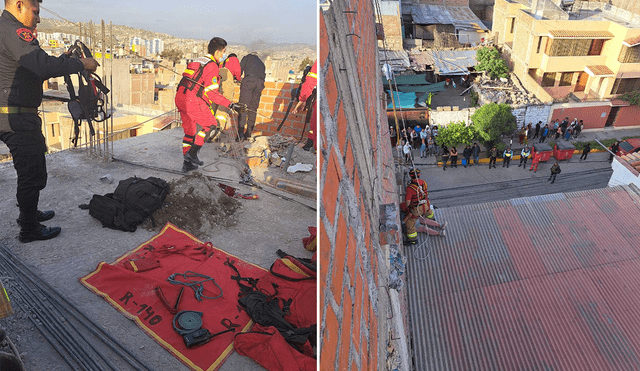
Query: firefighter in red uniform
175 37 246 172
401 169 447 244
207 53 242 141
294 60 317 151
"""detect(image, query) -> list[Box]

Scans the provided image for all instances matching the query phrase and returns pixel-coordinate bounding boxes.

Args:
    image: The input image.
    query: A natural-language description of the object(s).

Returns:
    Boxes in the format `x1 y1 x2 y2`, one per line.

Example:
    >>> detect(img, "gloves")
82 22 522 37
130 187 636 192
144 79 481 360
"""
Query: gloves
229 102 247 113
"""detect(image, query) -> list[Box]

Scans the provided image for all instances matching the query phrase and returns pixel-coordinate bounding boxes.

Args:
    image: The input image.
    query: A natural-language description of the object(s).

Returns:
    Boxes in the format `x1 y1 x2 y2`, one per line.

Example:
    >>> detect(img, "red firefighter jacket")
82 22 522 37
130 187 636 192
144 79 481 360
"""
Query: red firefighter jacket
298 60 317 103
177 54 231 108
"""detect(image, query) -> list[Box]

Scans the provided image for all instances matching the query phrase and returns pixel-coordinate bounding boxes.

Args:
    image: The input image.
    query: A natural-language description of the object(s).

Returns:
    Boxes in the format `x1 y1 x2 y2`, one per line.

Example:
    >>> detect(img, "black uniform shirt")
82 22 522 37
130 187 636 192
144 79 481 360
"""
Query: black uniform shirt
0 10 83 132
240 54 266 81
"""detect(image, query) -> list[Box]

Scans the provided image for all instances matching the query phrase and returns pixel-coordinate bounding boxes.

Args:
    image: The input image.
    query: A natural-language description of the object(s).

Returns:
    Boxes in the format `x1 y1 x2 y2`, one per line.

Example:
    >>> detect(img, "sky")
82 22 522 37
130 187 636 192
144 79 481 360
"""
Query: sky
39 0 318 45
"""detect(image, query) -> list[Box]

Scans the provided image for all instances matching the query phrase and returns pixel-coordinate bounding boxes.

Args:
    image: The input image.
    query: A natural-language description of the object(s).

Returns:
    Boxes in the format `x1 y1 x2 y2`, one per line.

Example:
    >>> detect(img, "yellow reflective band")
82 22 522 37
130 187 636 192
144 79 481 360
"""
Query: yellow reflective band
197 131 206 138
407 232 418 238
182 143 190 147
307 72 317 79
184 68 195 75
129 261 139 272
281 258 311 277
204 84 219 92
216 115 227 122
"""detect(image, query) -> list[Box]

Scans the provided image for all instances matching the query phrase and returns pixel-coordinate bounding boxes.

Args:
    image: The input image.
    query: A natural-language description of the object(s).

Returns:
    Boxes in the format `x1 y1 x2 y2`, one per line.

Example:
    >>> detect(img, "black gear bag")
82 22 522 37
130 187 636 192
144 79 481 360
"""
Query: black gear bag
86 177 170 232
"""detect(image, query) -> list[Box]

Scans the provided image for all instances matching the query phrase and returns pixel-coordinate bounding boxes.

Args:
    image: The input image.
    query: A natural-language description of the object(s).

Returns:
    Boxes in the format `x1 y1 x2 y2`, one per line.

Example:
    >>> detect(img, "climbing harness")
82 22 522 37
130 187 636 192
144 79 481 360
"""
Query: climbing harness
65 40 111 147
167 271 222 301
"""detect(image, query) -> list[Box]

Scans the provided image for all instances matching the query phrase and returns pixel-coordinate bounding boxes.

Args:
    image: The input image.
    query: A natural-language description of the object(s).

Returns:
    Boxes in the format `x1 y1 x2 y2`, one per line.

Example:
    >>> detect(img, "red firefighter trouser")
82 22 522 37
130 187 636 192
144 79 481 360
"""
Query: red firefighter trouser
406 203 429 240
176 97 218 155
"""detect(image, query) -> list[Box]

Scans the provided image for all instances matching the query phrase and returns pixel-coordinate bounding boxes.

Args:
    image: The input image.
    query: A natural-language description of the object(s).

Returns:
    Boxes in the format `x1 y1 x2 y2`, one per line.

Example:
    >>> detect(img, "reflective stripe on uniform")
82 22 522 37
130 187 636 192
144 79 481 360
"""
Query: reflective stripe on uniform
307 72 317 79
426 209 434 219
216 115 227 122
407 232 418 238
183 68 195 75
204 84 219 92
197 131 206 138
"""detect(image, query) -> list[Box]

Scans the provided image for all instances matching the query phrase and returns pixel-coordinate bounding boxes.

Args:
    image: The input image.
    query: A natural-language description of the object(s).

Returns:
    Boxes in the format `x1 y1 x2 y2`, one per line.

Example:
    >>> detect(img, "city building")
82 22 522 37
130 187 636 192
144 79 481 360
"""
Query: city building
493 0 640 128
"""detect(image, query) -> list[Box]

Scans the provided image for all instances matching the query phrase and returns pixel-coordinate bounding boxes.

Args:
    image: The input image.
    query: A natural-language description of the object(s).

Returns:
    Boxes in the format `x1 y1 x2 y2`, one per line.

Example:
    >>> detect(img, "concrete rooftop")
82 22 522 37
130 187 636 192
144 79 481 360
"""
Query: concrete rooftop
0 128 316 370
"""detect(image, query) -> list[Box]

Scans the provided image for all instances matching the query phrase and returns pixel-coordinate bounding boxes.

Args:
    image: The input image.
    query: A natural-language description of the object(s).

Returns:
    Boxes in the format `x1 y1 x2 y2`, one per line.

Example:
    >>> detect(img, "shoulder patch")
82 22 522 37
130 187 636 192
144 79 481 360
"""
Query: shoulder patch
16 28 34 42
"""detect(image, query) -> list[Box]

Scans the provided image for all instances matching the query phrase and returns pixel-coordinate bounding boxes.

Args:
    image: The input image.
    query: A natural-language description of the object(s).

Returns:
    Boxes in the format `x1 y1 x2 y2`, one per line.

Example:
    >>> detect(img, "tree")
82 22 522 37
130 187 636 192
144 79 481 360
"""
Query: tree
160 48 183 65
619 91 640 106
470 103 517 143
476 47 509 79
298 56 313 72
435 121 477 148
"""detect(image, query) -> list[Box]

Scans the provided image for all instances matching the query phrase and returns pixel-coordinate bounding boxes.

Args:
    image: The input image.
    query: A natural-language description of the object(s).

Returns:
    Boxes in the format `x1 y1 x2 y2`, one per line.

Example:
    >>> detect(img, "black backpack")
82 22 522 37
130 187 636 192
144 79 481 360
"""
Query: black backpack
87 177 169 232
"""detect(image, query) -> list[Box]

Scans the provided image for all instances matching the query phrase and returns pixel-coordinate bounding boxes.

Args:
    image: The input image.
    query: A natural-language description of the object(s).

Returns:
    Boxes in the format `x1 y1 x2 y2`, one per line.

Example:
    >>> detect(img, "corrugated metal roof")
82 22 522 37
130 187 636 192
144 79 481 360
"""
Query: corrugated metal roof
407 186 640 371
430 50 477 75
410 5 489 31
586 65 614 76
548 30 614 39
379 49 410 73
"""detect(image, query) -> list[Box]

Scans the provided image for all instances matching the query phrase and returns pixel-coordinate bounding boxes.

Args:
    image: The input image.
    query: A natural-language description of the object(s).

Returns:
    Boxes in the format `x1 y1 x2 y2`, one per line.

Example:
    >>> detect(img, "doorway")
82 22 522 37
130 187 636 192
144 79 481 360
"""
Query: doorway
575 72 588 92
605 107 619 127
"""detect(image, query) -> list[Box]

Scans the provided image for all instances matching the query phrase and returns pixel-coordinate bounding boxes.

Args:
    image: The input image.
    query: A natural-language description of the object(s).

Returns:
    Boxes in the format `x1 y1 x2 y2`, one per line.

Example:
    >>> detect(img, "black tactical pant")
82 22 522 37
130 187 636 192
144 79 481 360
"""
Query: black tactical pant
238 78 264 138
0 116 47 225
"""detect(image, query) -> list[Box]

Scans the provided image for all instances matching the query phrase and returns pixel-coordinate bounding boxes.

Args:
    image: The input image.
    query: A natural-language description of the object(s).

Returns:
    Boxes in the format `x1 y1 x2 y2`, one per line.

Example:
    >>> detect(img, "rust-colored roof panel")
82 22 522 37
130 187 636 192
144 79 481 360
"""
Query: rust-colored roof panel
407 186 640 370
624 35 640 47
549 30 614 39
586 65 614 76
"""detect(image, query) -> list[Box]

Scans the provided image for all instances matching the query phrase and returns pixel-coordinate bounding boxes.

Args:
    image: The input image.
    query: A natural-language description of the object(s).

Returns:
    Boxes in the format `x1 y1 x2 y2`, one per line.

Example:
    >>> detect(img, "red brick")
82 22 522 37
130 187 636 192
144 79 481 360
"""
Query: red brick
263 81 277 89
352 271 363 352
322 149 341 225
321 304 339 370
325 64 338 114
320 224 331 292
261 96 275 104
338 291 353 370
320 12 329 66
331 211 347 305
337 104 347 154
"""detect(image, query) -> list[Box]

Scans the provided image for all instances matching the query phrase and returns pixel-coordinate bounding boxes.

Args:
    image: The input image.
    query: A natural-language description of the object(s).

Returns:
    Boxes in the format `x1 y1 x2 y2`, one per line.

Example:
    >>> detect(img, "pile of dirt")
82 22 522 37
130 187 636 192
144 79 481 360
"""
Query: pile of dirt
144 173 242 239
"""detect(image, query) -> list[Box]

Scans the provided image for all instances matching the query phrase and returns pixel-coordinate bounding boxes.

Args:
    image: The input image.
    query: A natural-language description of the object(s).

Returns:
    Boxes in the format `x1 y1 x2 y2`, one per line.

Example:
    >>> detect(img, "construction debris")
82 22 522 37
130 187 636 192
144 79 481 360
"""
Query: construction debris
474 73 542 107
287 163 314 174
143 173 242 238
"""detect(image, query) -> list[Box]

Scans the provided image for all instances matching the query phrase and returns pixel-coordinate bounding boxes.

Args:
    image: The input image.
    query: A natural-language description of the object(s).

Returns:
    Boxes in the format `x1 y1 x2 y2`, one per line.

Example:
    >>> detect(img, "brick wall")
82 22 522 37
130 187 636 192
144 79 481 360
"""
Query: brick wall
320 1 406 370
250 82 309 139
551 104 611 129
614 105 640 128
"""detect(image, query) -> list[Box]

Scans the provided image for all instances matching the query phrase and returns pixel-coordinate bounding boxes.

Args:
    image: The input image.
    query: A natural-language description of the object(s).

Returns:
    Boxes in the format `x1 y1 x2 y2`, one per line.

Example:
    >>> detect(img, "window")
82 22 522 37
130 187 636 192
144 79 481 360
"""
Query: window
545 38 602 57
559 72 574 86
51 124 55 137
528 68 538 79
130 128 138 137
611 78 640 95
542 72 556 87
537 37 543 53
588 39 605 56
618 45 640 63
510 18 515 34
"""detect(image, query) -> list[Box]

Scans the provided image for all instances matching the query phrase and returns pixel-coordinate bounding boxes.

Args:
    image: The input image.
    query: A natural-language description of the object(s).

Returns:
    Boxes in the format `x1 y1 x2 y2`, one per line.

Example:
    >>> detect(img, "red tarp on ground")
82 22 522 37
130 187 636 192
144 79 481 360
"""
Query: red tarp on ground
80 223 267 371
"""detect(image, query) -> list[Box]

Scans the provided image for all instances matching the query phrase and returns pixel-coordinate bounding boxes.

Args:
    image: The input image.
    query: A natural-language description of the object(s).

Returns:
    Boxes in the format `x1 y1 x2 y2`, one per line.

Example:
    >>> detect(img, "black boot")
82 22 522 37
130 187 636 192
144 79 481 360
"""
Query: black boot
184 146 204 166
181 160 199 173
18 219 61 243
302 138 314 151
16 210 55 224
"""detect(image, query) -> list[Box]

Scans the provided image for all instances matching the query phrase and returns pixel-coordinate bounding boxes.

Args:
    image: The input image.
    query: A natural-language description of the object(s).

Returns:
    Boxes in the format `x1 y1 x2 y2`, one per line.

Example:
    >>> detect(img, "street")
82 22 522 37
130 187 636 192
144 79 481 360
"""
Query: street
409 151 613 208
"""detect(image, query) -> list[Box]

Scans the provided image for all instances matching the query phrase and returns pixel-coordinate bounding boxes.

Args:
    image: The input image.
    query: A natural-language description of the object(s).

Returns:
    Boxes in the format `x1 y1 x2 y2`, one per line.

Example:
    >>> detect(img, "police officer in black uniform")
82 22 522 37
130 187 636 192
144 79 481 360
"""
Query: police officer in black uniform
0 0 98 242
238 52 265 141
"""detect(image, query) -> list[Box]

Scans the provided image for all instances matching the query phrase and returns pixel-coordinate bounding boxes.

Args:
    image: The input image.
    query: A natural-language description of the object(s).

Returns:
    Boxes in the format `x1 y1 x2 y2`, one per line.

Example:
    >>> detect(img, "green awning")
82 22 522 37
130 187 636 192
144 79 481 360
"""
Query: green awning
397 81 446 93
383 74 432 86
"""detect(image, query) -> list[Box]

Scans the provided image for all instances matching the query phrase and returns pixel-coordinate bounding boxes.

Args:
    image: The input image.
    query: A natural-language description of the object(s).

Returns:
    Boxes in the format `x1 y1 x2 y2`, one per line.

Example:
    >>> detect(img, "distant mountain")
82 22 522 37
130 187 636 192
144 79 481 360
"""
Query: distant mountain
37 18 315 53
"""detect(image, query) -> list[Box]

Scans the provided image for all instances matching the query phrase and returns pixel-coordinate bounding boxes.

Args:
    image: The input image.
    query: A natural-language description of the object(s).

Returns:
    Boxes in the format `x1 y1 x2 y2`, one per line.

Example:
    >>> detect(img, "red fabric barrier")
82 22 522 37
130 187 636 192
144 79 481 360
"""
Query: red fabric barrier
80 223 267 371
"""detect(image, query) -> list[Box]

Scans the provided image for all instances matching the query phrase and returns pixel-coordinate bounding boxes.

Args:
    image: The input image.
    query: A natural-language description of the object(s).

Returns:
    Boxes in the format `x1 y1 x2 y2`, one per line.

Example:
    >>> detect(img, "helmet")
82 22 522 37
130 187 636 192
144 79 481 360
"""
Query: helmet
409 168 420 178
